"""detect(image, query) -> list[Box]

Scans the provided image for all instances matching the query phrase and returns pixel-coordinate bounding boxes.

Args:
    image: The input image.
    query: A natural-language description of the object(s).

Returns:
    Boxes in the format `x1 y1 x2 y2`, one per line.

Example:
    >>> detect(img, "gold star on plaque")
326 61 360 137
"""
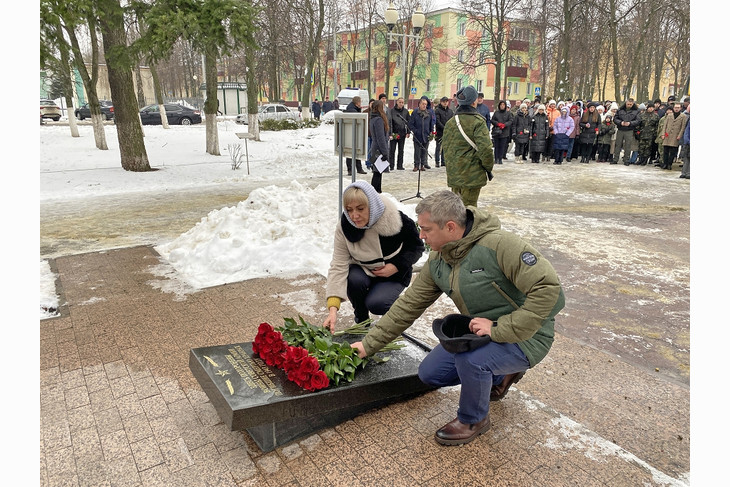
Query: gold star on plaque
215 369 231 377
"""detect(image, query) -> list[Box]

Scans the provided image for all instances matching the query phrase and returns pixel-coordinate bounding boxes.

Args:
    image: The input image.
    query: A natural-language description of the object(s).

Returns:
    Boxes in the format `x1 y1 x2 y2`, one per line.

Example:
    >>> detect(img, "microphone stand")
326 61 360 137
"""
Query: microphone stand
398 111 432 202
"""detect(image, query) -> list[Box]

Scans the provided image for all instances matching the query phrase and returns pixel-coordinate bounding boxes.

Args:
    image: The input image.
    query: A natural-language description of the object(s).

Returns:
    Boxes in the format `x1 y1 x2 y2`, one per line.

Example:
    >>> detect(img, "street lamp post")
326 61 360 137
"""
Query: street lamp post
384 3 425 104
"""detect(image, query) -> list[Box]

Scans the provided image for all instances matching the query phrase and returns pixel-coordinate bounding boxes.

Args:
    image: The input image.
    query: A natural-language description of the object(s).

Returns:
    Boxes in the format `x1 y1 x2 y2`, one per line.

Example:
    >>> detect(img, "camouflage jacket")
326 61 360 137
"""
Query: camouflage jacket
441 106 494 189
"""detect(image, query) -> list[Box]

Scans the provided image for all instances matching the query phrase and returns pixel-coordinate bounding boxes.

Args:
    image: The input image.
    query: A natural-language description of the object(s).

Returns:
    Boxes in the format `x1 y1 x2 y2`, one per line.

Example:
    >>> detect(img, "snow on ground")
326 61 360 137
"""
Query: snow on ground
40 119 339 202
40 120 429 316
40 261 60 319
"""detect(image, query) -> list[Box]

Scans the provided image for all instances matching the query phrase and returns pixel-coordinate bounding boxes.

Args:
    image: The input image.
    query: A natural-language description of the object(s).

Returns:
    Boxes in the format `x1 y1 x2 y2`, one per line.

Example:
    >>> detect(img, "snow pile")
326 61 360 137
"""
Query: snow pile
40 261 60 319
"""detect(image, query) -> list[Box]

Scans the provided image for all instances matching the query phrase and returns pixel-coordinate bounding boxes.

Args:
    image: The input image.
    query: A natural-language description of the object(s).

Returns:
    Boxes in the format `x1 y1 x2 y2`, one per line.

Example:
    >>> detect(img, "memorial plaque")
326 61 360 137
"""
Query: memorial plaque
189 336 433 451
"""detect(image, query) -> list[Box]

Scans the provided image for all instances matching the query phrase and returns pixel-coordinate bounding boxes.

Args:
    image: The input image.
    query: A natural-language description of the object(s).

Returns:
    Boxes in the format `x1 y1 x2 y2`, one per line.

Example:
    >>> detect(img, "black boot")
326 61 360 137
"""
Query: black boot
356 160 367 174
346 159 352 175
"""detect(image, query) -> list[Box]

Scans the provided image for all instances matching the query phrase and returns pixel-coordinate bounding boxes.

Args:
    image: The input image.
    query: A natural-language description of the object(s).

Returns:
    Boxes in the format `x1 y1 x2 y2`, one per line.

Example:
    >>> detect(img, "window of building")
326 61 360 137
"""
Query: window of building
457 50 464 62
631 85 636 96
507 82 512 96
458 22 466 36
529 56 535 69
513 82 519 95
426 51 432 64
457 78 463 91
527 83 532 97
373 57 377 70
426 79 431 92
662 86 666 97
476 80 483 92
479 51 485 64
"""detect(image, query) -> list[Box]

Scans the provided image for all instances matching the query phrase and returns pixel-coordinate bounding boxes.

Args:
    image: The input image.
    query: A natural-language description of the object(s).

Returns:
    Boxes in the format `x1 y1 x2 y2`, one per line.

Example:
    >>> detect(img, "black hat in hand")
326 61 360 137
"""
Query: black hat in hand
432 314 492 353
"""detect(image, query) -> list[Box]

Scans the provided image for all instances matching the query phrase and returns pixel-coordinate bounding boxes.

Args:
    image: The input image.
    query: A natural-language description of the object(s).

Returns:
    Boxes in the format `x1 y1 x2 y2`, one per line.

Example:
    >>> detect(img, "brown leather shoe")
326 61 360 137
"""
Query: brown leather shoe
490 371 526 401
435 416 491 446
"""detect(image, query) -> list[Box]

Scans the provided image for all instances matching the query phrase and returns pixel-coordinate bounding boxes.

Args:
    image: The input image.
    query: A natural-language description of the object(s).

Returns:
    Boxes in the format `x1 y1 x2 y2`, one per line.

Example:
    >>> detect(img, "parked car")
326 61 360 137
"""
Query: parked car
40 99 62 121
75 100 114 120
139 103 202 125
236 104 300 125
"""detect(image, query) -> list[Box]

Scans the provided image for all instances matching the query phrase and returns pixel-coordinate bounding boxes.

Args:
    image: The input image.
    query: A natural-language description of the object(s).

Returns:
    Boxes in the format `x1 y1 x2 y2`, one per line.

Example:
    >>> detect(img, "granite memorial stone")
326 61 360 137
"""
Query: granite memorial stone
190 335 433 451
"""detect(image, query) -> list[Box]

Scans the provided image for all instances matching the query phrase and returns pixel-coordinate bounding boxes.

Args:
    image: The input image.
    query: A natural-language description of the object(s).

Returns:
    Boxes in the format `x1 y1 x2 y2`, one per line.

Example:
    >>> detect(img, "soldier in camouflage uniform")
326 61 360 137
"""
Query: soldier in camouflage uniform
441 86 494 207
636 105 660 166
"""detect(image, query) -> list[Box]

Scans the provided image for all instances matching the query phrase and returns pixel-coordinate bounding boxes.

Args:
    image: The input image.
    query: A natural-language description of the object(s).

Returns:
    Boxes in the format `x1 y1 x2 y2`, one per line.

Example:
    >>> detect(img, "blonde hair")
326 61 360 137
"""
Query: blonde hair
343 187 369 207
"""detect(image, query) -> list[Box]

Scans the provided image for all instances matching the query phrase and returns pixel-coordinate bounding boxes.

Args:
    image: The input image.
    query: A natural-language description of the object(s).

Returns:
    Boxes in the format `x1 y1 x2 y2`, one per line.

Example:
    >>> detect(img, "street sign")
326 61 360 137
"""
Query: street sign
393 87 399 96
535 87 541 96
411 87 417 94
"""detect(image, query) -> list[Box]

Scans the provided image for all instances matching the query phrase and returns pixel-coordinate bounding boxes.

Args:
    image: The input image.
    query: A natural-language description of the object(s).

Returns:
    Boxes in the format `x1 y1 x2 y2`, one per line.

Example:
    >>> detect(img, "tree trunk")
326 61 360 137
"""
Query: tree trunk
64 17 107 149
608 0 622 102
54 23 79 137
245 46 260 141
300 0 325 120
204 48 220 156
150 63 170 129
98 0 150 171
136 66 146 108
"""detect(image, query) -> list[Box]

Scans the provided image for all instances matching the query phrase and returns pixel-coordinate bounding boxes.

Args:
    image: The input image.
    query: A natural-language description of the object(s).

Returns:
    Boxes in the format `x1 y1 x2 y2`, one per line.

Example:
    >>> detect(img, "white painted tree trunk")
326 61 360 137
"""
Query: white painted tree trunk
91 113 108 150
206 115 220 155
68 111 80 138
249 115 260 141
160 104 170 129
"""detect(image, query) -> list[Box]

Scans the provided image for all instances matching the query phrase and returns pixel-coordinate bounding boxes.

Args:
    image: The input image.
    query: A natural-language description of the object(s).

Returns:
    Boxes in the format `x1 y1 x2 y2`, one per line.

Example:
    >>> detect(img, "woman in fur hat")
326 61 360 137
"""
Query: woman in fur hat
323 181 425 331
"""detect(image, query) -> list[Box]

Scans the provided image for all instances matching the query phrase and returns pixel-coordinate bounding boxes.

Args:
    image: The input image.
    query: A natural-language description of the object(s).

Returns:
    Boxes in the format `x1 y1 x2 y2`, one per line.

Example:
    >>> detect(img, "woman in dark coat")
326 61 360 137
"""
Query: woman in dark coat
577 103 601 163
368 99 390 193
512 103 531 162
490 100 514 165
596 115 616 162
407 97 435 171
529 104 549 163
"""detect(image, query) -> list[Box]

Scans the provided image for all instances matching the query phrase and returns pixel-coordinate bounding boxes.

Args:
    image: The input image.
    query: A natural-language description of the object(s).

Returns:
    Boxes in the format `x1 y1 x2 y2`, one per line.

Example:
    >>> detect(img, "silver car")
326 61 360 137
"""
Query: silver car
236 104 301 124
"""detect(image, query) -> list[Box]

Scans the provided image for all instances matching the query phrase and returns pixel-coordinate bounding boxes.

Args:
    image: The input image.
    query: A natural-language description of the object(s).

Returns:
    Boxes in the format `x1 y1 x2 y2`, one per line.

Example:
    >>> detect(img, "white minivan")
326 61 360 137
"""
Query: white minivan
336 88 370 109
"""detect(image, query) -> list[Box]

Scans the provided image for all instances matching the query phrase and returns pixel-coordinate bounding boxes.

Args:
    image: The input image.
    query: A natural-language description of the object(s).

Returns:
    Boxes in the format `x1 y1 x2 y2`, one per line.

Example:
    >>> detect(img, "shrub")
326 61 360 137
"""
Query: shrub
260 118 322 131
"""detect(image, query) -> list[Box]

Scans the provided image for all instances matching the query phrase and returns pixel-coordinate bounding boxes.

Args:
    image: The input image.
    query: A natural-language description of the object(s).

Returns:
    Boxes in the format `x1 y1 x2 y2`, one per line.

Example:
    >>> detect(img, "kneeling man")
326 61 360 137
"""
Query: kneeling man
352 190 565 445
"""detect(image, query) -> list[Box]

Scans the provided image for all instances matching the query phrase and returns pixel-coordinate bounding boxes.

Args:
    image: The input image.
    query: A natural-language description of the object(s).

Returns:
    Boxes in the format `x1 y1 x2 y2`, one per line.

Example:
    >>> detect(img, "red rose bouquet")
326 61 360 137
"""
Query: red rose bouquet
390 133 401 140
428 131 437 141
252 317 404 391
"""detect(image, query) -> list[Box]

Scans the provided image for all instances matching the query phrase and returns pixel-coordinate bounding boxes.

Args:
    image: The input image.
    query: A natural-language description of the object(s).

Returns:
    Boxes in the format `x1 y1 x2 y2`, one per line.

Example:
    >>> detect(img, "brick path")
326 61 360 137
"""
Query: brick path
40 245 689 486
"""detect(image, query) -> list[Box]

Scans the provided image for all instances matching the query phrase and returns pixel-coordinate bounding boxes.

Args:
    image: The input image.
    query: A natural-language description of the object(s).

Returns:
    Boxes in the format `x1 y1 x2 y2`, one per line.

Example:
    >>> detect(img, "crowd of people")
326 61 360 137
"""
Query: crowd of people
329 89 691 188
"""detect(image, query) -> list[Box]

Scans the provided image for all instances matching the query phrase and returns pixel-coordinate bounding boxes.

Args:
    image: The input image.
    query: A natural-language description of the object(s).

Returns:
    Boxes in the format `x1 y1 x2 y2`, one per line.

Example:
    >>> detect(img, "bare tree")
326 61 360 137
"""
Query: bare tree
456 0 523 105
42 0 110 149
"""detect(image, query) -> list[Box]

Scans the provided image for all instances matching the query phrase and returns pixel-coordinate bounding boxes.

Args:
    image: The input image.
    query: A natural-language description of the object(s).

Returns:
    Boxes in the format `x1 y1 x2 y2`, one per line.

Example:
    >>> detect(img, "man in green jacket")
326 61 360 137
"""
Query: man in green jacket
441 85 494 207
352 191 565 446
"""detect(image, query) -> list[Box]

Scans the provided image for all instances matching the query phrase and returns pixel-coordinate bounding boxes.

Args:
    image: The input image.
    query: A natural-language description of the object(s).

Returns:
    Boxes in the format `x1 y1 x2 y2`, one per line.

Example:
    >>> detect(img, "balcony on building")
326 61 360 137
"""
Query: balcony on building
508 39 529 52
506 66 528 78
